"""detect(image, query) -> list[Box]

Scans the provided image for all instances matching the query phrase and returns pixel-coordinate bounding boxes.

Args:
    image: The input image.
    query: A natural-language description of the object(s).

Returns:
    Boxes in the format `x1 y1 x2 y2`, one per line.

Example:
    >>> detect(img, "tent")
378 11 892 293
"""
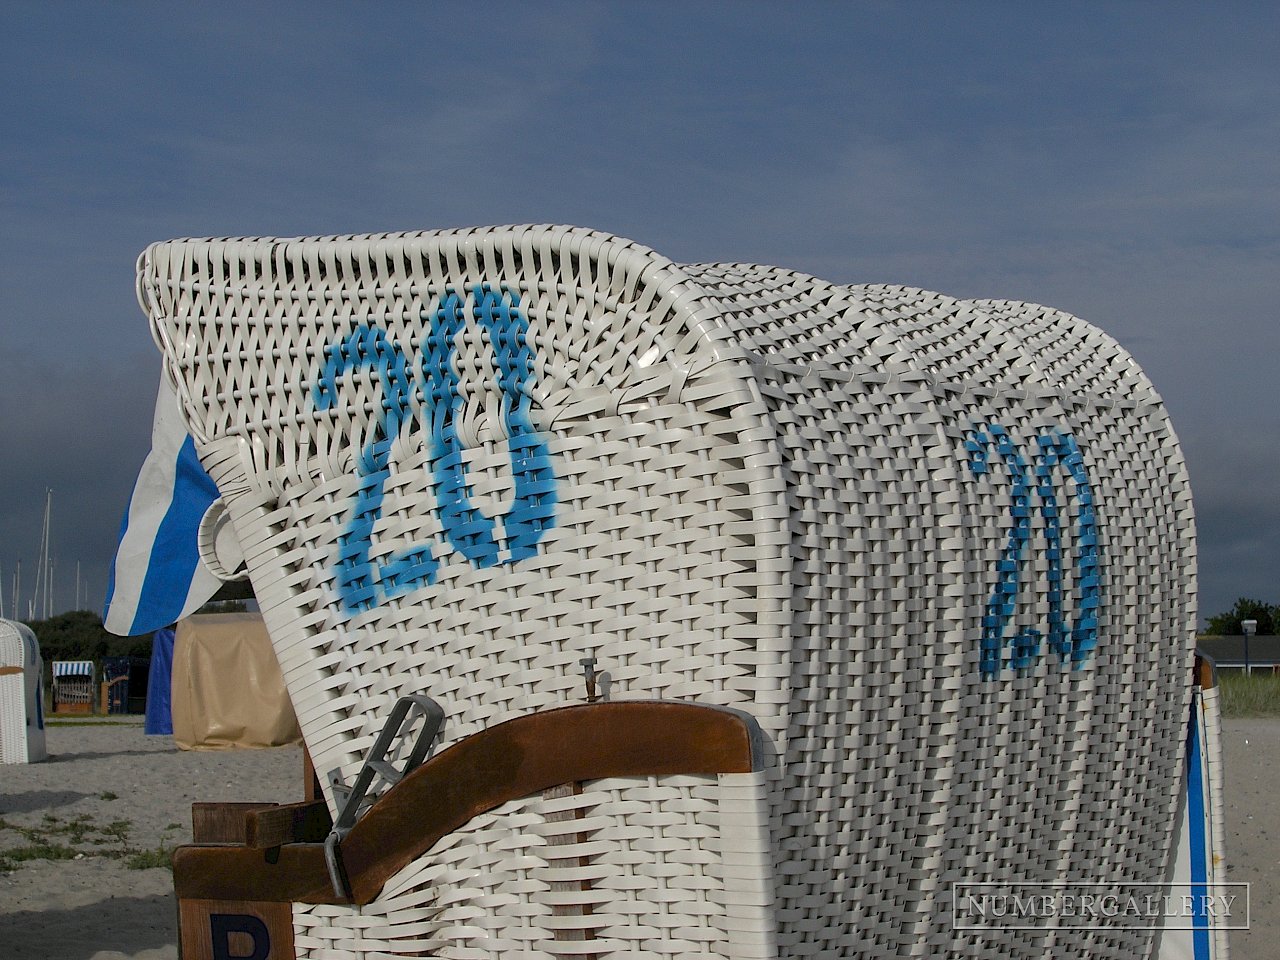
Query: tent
170 612 300 750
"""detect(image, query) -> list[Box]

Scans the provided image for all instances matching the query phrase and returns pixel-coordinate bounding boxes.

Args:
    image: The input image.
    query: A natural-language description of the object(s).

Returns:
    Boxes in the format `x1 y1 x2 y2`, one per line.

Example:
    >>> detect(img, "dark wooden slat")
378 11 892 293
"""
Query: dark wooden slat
303 744 321 802
191 802 278 844
1195 653 1217 690
174 700 761 905
245 800 332 849
174 843 336 903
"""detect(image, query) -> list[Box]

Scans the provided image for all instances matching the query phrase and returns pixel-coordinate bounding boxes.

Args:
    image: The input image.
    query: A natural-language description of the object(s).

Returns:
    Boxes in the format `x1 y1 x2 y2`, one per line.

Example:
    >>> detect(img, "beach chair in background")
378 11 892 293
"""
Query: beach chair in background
109 225 1225 958
50 659 95 715
0 618 46 764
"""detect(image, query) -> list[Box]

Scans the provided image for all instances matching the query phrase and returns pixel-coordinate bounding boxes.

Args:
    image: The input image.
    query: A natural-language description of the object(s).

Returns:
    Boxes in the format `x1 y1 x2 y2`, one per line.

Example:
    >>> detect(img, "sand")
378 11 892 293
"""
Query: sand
1 717 1275 959
1 720 302 960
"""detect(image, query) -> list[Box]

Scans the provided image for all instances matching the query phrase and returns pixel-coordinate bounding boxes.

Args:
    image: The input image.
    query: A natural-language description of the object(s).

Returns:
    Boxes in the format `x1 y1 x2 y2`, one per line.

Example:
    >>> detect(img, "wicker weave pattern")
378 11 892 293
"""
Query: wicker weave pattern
680 267 1194 957
1 620 46 765
137 226 1196 959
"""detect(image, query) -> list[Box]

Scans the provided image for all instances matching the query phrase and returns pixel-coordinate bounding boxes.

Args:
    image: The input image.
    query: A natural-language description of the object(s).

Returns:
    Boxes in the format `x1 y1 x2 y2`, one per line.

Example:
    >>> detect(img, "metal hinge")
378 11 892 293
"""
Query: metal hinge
324 694 444 899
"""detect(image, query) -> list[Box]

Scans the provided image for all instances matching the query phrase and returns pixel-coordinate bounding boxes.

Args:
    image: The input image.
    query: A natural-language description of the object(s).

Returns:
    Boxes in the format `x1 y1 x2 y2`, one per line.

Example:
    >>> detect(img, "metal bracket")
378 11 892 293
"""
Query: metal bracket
324 694 444 899
580 657 601 702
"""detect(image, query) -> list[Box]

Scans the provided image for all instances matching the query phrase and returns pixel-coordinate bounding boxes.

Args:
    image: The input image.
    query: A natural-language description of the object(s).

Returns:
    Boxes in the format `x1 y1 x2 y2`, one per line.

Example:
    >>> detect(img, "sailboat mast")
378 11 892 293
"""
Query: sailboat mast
29 488 52 620
44 489 52 619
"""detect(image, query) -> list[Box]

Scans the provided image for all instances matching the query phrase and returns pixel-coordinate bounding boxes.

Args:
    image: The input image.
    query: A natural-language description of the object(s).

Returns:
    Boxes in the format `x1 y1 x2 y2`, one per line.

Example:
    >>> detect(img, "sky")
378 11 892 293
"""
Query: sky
1 1 1276 628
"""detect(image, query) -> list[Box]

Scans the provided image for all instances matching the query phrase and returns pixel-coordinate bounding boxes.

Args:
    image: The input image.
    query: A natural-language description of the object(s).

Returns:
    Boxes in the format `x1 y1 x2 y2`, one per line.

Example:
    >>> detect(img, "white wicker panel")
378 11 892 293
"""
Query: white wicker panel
0 620 45 765
682 266 1195 958
0 674 26 765
138 228 790 795
293 773 772 960
0 627 24 765
139 227 1197 959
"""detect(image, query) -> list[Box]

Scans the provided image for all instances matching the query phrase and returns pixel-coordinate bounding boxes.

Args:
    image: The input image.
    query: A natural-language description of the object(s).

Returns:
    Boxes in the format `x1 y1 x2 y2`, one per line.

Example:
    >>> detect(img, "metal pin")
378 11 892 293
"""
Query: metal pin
579 657 600 702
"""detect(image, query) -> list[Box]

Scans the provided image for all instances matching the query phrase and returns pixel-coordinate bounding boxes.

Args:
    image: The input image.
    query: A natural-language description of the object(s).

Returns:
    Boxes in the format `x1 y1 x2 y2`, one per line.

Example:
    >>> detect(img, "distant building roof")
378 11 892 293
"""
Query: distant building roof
1197 635 1280 666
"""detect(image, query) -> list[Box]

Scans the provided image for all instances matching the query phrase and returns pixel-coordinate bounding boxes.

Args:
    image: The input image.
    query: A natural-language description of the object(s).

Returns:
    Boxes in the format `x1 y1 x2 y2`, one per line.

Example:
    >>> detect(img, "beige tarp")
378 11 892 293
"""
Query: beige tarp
172 612 301 750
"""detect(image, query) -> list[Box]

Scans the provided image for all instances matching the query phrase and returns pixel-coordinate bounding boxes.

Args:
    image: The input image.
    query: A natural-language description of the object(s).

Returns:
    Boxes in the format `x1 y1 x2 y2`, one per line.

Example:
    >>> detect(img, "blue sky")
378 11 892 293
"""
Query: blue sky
1 2 1276 626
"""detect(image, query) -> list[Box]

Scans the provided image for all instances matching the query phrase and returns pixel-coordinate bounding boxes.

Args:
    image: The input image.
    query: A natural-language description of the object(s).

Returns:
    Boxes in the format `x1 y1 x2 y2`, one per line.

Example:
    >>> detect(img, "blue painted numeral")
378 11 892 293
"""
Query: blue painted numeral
314 288 557 615
965 424 1101 677
316 325 429 612
424 288 556 568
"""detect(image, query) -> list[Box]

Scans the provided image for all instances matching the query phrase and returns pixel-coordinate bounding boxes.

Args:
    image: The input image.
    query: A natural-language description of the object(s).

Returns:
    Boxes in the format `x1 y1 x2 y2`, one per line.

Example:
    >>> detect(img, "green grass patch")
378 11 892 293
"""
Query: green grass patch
0 842 81 871
124 847 174 870
1219 672 1280 718
0 812 168 873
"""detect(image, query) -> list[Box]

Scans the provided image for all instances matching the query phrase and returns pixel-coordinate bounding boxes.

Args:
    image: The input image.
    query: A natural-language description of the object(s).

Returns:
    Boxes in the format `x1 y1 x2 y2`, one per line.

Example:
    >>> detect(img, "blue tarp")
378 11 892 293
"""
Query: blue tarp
144 627 174 735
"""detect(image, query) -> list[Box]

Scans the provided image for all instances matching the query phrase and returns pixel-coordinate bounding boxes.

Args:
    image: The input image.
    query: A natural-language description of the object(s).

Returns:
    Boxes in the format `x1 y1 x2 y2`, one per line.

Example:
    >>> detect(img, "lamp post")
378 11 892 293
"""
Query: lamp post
1242 619 1258 676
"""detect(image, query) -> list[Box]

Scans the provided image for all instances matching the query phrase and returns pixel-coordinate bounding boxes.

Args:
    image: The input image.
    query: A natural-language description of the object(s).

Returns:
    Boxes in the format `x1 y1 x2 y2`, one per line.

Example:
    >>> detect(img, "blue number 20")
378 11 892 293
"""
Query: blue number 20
314 286 557 615
964 424 1100 677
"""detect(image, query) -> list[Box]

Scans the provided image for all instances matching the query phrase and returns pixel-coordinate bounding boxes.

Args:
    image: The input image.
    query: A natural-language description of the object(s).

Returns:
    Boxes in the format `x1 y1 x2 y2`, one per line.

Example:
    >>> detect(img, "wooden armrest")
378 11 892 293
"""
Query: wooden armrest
175 700 763 905
192 802 279 844
245 800 333 848
192 801 332 847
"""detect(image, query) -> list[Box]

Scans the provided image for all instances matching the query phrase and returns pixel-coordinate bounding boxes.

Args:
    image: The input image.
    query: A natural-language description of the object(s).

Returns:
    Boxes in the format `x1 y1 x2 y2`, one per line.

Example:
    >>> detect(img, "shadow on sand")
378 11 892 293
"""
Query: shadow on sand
43 749 173 763
0 893 176 960
0 790 93 816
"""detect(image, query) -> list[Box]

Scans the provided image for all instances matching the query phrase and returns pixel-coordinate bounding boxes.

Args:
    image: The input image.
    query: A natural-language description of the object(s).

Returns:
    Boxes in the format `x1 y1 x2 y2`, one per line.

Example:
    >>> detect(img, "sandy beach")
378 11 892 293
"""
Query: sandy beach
1 721 303 960
1 717 1275 959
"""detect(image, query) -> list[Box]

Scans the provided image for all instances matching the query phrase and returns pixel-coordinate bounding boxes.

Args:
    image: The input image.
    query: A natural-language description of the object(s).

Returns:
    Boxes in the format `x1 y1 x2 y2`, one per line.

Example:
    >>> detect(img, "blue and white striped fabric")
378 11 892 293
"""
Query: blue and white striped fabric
103 377 224 636
52 660 94 677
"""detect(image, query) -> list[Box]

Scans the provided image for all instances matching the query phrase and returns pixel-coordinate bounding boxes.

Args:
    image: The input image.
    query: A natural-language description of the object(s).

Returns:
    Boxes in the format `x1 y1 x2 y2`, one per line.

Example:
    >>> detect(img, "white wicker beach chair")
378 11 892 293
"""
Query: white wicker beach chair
135 226 1209 959
0 618 46 764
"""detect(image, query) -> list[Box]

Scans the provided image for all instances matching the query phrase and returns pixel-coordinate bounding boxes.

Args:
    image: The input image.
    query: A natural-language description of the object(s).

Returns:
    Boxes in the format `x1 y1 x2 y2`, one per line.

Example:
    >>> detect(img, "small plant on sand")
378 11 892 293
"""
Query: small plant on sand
0 808 178 874
0 842 80 872
56 815 95 845
99 791 119 801
125 846 175 870
0 813 163 871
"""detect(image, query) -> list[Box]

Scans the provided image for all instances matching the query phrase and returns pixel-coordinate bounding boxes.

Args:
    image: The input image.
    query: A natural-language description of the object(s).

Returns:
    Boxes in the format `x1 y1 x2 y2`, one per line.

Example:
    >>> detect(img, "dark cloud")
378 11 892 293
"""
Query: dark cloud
0 351 157 617
2 2 1276 625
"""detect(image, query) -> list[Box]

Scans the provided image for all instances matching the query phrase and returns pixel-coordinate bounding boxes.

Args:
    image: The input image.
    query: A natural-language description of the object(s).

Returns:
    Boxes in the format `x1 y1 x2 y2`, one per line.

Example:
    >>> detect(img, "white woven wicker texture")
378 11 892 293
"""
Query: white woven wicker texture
682 268 1194 958
293 772 773 960
0 619 46 764
137 226 1196 959
0 625 30 765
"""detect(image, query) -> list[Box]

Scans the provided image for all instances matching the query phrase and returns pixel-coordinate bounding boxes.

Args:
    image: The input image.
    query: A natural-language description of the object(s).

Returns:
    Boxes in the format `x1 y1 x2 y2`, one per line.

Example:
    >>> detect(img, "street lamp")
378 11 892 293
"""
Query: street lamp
1242 619 1258 675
